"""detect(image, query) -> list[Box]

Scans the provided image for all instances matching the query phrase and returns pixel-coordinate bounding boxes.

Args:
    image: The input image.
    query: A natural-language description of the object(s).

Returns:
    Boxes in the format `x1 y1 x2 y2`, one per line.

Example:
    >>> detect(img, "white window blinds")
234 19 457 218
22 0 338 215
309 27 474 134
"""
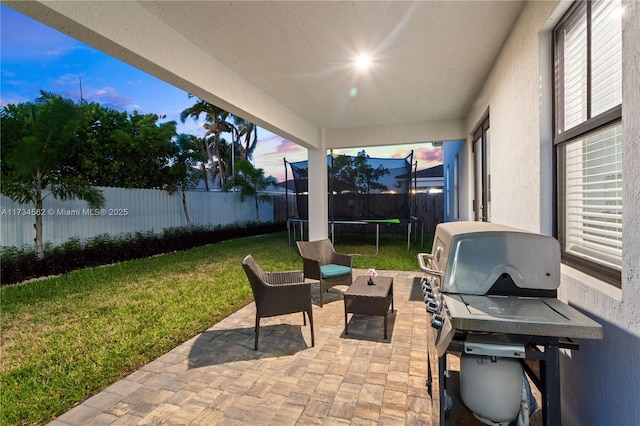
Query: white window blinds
564 123 622 270
561 5 587 132
591 0 623 116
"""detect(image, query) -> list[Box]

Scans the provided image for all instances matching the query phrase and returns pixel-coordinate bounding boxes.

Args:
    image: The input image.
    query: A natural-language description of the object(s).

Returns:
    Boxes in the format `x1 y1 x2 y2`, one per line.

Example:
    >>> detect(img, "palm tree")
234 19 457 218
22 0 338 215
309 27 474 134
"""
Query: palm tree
167 134 205 227
229 160 278 222
192 135 212 192
217 137 233 189
232 116 259 161
0 91 105 259
180 97 233 189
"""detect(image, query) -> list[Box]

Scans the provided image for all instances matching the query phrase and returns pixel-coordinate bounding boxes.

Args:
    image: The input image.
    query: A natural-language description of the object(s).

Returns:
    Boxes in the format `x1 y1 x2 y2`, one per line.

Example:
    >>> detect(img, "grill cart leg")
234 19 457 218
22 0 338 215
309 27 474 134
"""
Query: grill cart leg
542 337 561 426
439 355 448 425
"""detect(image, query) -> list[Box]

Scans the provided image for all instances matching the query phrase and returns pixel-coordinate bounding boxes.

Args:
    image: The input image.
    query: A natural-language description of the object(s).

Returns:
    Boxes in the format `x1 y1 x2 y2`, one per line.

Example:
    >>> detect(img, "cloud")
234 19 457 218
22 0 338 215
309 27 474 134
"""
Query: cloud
44 46 87 58
52 73 82 89
1 69 17 78
81 85 141 112
258 134 303 156
414 146 443 168
175 118 207 137
252 133 306 181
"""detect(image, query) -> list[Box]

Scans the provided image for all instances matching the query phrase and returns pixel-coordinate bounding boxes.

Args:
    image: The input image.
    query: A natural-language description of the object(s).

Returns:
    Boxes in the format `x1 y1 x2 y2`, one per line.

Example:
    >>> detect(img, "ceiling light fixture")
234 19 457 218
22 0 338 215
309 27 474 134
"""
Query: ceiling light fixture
354 53 372 72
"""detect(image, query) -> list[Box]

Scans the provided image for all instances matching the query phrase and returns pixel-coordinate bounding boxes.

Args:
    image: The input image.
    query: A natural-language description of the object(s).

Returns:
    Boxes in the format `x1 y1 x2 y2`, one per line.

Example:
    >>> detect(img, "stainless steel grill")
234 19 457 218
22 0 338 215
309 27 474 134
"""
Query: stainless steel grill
418 221 603 426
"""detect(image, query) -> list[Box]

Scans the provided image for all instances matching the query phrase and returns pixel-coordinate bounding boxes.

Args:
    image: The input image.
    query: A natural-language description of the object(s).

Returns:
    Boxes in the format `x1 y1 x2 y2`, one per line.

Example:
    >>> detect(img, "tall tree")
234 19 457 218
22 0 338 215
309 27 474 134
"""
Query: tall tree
0 91 105 259
232 116 259 161
331 151 389 194
229 160 278 222
166 134 205 227
72 103 178 189
216 137 233 189
193 136 212 192
180 97 233 189
352 150 389 194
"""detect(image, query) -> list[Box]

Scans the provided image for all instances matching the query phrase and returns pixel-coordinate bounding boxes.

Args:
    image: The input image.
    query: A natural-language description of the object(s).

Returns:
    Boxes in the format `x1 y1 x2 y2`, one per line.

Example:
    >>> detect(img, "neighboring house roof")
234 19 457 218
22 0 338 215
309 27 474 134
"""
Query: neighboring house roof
397 164 444 180
414 164 443 178
279 180 297 192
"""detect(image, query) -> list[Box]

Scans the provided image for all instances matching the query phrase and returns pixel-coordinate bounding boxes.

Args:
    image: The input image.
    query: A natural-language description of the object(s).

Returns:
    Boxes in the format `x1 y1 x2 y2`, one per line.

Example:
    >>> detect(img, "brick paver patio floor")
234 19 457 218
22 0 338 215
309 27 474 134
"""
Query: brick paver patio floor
49 269 435 425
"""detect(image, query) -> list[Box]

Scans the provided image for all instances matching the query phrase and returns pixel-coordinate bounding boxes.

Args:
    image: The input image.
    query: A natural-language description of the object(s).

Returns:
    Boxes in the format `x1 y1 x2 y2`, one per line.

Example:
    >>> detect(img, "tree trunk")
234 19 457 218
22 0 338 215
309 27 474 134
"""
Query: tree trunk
205 140 216 190
242 131 250 161
182 191 191 228
181 190 191 228
254 196 261 223
34 169 44 260
200 163 209 192
212 133 227 190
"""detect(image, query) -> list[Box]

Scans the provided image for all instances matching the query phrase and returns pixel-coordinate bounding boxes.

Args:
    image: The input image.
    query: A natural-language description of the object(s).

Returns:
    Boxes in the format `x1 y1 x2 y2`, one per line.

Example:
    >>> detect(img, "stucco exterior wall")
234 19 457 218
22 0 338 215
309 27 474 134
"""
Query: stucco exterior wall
467 1 640 424
621 0 640 325
466 1 555 233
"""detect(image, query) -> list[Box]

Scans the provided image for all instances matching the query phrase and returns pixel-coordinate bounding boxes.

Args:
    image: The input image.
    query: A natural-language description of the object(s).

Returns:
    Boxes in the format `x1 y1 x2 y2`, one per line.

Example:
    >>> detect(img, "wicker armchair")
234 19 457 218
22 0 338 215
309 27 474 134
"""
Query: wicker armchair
242 255 314 350
296 239 353 307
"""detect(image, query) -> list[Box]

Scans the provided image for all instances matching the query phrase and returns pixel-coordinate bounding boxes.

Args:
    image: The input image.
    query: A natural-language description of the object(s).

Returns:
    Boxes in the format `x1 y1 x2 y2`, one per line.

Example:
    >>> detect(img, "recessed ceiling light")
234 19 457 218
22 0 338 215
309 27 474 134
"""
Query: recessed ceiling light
354 53 372 72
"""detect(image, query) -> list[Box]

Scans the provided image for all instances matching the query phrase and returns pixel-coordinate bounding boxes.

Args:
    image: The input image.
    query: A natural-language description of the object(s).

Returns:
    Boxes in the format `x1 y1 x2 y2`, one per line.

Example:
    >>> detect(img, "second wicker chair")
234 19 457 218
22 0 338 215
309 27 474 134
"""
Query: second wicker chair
296 239 353 307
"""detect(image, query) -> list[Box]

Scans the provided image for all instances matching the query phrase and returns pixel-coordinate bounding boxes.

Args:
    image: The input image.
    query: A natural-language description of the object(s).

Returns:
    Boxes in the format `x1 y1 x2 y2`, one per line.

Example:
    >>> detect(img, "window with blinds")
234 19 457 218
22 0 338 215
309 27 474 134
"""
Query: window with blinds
564 123 622 270
554 0 622 286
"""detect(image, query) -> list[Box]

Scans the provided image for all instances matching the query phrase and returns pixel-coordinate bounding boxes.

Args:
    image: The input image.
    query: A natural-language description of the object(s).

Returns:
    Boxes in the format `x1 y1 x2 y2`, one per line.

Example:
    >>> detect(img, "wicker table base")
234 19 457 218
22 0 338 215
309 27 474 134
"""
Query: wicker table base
344 275 394 339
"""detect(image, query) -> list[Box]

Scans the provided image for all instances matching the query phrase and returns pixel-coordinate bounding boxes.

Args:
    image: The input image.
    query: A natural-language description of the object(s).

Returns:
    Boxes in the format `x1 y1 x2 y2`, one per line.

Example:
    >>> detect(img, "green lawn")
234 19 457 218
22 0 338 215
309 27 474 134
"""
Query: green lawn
0 230 430 425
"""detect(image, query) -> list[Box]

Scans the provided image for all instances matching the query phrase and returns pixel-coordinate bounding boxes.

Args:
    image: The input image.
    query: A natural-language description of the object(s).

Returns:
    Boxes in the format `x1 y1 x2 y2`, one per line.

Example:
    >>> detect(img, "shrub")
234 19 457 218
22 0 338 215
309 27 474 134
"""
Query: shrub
0 222 283 286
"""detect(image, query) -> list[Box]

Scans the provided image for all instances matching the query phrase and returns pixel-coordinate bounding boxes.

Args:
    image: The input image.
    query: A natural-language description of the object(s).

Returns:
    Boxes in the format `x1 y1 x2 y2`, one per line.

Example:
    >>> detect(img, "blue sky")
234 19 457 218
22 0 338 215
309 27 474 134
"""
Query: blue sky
1 5 441 182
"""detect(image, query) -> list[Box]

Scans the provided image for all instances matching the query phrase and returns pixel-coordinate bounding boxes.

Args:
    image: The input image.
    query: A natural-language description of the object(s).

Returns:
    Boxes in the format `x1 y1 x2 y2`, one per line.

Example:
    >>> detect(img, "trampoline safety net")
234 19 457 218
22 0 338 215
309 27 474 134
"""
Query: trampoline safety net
285 151 414 222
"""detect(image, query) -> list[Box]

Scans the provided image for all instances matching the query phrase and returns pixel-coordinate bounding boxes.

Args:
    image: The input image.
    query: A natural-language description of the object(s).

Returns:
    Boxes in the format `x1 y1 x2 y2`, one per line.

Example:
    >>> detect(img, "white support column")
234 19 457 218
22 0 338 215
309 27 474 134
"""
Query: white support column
307 129 329 241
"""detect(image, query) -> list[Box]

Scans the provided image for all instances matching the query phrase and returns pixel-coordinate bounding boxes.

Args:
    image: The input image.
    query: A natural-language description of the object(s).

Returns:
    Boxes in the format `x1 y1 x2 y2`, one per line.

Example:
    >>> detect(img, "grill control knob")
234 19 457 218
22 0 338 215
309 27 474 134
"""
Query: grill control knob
425 295 436 305
426 301 440 314
431 315 444 330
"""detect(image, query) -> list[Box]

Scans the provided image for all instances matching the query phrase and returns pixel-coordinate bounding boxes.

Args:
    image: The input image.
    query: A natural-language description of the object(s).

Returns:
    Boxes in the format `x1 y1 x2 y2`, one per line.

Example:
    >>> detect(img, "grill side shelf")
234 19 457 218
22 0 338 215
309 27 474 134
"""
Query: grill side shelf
443 294 603 340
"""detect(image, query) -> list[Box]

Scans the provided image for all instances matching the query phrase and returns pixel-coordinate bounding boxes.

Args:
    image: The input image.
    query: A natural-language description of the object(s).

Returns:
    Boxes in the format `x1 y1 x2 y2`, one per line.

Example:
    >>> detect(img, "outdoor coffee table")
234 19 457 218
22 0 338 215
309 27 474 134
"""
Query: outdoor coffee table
343 275 394 339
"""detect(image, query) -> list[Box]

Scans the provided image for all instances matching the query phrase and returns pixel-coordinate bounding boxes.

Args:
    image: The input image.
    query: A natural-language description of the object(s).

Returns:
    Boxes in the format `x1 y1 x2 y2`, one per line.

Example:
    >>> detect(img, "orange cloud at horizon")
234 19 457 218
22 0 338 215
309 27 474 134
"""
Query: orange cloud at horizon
252 133 306 182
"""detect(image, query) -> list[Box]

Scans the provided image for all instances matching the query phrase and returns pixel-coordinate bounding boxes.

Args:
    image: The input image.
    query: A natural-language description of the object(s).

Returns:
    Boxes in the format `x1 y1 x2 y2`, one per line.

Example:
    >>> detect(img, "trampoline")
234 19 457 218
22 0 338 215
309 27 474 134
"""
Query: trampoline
284 150 421 253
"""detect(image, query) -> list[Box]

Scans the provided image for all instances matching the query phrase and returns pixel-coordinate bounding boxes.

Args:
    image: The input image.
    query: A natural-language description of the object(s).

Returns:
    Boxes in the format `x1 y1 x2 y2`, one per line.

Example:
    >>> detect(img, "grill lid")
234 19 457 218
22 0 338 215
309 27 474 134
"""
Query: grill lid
425 222 560 295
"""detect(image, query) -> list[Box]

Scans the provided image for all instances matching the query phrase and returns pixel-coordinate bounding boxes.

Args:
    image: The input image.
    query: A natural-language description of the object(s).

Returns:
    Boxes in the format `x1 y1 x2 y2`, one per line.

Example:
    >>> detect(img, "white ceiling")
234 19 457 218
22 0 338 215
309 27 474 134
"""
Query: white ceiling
8 0 526 146
140 1 525 130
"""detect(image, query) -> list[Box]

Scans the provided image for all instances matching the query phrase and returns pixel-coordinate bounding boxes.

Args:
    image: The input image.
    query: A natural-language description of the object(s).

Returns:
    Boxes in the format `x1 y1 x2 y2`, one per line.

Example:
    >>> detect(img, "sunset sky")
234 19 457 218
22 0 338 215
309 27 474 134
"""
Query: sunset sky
1 5 441 182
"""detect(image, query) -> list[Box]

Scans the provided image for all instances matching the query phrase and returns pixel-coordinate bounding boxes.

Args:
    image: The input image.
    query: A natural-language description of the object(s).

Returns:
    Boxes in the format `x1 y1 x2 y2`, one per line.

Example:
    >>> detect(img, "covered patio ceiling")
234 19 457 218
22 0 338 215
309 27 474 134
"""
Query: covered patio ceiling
7 0 525 149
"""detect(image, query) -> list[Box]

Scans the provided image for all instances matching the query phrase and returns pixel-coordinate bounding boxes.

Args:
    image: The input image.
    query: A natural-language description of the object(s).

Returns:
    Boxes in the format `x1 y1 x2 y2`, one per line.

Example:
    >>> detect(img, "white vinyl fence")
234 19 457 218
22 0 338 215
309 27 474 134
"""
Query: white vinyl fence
0 187 274 249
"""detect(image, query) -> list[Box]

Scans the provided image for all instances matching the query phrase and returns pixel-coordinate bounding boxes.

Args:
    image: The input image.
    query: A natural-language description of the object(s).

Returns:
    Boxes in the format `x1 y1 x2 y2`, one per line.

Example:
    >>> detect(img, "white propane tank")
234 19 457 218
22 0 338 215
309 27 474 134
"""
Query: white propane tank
460 353 523 425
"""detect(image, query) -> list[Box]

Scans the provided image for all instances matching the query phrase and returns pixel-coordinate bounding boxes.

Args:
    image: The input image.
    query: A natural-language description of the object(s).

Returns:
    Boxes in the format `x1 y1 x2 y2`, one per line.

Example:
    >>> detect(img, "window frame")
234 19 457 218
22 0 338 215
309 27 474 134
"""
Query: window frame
472 111 490 222
553 0 622 287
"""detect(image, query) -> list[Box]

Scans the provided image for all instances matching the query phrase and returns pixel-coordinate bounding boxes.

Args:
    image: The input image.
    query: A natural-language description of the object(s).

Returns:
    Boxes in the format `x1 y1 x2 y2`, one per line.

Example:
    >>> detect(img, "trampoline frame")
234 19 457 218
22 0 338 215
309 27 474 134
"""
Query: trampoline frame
284 150 421 253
